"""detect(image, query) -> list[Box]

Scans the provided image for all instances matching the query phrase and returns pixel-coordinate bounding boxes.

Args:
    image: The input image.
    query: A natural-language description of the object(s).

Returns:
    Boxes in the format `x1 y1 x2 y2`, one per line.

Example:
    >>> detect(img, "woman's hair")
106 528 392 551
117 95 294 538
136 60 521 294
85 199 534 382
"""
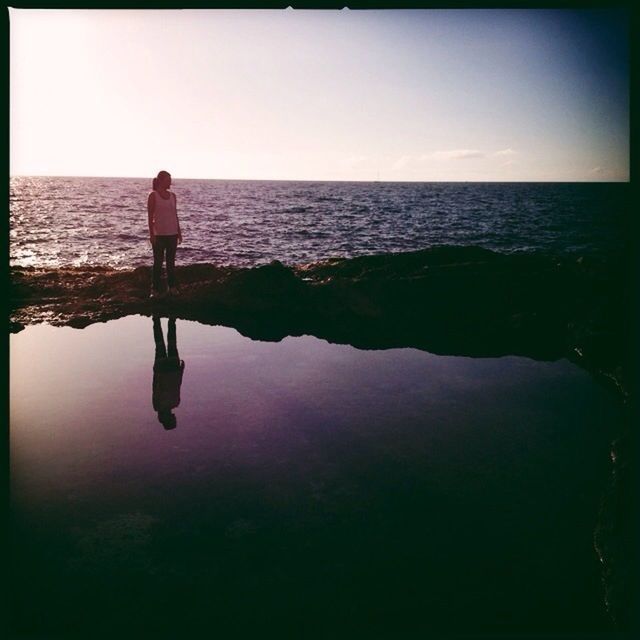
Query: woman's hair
152 170 171 191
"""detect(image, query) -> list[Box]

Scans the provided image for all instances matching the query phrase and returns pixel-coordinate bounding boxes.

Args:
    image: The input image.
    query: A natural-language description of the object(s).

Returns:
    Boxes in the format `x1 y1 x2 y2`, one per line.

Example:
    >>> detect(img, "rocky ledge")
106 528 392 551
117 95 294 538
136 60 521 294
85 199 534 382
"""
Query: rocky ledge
10 246 634 399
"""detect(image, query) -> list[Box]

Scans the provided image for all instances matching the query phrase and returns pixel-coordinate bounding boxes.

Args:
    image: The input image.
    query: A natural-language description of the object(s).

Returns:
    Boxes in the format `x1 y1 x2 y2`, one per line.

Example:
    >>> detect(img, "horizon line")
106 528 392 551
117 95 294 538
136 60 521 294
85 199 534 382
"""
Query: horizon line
9 174 630 184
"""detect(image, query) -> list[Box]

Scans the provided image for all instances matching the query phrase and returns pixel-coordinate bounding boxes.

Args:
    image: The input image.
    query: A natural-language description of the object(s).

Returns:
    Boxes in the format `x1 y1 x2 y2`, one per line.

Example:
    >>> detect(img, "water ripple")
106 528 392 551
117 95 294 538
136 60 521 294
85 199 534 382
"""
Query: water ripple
9 177 630 268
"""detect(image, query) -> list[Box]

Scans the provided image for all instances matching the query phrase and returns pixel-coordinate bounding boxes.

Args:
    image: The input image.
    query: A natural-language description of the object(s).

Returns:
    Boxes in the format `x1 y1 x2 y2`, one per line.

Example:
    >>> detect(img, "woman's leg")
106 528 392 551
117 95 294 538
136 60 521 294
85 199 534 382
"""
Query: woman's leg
153 316 167 360
167 317 179 359
152 239 166 292
165 235 179 288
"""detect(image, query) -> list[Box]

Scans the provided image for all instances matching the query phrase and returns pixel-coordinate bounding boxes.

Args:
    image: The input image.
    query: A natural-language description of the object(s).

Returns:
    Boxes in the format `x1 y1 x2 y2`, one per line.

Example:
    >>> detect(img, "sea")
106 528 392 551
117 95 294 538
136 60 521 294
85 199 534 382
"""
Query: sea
9 177 631 269
10 176 633 634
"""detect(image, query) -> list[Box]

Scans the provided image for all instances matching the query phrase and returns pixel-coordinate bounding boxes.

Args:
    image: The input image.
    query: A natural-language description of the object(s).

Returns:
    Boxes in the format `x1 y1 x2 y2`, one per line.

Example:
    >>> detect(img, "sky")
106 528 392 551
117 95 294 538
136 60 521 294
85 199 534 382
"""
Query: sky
9 8 629 181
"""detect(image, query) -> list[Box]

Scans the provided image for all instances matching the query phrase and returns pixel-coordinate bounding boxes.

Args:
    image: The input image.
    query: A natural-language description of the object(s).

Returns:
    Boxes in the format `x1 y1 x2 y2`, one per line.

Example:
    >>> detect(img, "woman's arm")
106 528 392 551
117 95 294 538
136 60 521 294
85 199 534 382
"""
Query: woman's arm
147 192 155 245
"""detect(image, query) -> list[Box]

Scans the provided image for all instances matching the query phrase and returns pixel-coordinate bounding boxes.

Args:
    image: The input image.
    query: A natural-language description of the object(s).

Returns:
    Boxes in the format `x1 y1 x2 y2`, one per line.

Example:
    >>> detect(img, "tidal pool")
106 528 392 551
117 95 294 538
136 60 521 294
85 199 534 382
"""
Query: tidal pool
10 315 622 636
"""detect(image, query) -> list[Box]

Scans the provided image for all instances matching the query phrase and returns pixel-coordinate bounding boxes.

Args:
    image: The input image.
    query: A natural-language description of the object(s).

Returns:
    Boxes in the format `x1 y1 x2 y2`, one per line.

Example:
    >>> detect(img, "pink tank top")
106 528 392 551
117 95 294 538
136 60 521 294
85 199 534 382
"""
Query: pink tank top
152 191 178 236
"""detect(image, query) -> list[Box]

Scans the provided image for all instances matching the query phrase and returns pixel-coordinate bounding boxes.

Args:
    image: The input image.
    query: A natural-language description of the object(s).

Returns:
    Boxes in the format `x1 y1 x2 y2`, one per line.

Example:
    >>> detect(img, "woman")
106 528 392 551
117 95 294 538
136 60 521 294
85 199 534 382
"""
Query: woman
148 170 182 297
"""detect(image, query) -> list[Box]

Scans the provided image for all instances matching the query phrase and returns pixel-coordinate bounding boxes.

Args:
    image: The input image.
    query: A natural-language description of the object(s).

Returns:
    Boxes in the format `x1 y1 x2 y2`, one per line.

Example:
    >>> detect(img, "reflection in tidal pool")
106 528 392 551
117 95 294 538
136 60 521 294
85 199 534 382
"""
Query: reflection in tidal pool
10 315 621 635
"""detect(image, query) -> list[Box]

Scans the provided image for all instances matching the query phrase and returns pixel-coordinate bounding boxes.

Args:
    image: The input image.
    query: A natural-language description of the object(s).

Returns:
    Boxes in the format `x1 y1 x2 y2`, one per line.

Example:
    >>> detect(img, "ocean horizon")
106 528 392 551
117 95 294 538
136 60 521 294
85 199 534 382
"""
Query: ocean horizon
10 177 630 270
10 174 630 182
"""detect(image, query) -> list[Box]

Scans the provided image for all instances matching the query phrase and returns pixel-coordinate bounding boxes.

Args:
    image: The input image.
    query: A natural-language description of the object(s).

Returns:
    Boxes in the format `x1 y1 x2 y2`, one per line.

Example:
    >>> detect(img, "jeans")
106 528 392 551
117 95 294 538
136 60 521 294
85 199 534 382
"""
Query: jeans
152 235 178 291
153 316 179 362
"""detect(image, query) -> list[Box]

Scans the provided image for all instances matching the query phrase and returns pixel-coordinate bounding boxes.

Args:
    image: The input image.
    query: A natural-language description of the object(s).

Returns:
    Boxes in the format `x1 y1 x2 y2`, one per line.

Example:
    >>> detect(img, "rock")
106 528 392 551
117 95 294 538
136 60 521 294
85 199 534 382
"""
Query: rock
9 246 631 399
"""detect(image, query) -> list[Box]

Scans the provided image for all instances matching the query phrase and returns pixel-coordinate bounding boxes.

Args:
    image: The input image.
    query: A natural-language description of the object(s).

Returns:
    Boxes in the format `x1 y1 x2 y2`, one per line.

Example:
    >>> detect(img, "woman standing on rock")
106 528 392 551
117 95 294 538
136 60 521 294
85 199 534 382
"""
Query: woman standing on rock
148 170 182 298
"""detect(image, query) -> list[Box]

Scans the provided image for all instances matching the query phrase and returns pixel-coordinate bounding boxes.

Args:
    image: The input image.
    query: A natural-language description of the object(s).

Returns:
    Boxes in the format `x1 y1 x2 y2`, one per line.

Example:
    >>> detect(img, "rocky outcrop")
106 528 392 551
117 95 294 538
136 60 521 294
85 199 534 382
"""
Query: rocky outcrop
10 246 633 398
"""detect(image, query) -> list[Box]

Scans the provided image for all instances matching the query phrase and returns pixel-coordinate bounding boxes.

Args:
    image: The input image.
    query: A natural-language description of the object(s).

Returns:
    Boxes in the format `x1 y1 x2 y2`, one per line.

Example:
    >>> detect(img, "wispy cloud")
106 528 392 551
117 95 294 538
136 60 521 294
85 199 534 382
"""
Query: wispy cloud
493 148 517 157
340 154 368 169
391 155 414 170
391 147 517 172
431 149 485 160
391 149 486 171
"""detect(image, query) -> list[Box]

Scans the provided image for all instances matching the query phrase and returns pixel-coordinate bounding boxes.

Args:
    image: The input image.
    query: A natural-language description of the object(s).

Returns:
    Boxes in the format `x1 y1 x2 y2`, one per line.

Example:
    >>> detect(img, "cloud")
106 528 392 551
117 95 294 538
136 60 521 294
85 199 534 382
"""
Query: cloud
340 154 368 169
392 155 414 170
431 149 485 160
392 147 516 172
493 148 517 157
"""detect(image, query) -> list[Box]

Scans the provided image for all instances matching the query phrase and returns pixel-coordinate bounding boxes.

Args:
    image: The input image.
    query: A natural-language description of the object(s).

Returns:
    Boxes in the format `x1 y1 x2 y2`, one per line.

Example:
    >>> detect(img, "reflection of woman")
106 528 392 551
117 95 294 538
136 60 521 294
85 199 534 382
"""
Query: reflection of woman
153 316 185 430
148 170 182 298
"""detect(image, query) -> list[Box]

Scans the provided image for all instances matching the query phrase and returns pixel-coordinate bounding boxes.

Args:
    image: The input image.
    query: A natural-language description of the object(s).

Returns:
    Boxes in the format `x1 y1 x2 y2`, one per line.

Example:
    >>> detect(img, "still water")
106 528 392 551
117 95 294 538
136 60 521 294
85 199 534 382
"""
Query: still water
10 315 621 635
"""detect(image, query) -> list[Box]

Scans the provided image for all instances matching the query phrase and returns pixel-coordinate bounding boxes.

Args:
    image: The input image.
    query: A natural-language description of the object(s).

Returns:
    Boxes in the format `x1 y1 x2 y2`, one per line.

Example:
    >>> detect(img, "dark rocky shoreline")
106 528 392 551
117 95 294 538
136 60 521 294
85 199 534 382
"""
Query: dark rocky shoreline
10 246 633 398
